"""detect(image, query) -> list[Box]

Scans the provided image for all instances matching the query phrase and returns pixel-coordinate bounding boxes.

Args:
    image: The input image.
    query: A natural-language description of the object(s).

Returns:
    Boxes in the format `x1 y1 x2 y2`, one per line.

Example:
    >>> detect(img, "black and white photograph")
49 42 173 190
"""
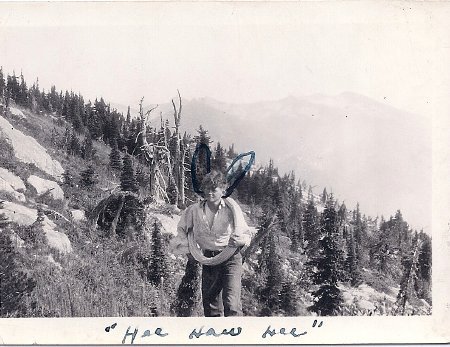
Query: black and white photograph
0 1 449 344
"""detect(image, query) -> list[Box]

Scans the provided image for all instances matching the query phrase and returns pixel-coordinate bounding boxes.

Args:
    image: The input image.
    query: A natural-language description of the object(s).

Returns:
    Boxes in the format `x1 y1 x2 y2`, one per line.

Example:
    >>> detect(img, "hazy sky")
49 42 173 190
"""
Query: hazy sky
1 2 448 118
1 2 449 233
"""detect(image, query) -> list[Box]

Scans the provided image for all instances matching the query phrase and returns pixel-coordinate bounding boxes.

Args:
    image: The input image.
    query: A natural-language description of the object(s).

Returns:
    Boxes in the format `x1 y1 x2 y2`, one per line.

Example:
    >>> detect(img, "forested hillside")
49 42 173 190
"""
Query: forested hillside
0 69 431 317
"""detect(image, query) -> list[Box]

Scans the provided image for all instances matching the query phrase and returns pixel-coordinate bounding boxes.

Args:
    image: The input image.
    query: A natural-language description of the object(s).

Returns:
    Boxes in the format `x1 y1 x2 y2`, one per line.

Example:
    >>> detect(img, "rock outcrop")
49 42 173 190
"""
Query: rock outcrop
0 167 26 202
1 201 72 253
27 175 64 200
0 115 64 179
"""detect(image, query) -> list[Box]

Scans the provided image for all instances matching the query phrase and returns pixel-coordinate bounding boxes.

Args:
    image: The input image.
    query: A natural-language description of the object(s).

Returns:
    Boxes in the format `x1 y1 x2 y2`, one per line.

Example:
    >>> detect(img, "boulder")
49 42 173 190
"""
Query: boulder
1 201 72 253
0 167 27 202
1 201 37 225
70 209 86 222
27 175 64 200
0 115 64 179
9 106 26 119
0 167 26 191
44 223 72 254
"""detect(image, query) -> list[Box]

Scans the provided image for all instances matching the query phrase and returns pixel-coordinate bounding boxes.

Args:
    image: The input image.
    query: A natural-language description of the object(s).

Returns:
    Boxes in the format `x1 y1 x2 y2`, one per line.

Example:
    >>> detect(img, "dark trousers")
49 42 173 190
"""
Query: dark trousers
201 250 243 317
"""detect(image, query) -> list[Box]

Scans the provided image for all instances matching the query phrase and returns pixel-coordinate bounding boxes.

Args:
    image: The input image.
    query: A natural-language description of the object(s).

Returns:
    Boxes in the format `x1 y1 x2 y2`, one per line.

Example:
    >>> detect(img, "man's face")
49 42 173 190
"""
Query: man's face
204 185 223 203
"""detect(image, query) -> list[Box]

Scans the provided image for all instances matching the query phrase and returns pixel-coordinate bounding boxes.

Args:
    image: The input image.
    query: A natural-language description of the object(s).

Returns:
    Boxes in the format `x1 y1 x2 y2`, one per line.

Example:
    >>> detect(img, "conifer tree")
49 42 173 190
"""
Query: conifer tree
29 207 47 249
0 67 5 103
48 85 60 113
62 169 74 187
126 106 131 124
417 232 431 300
337 203 347 226
61 127 72 150
175 258 202 317
309 195 344 316
211 142 227 172
68 133 81 156
353 203 368 267
81 134 95 160
280 281 299 316
395 233 421 315
5 74 17 106
392 210 411 254
80 165 96 188
71 93 83 131
193 125 212 181
148 221 168 286
345 229 362 286
227 143 237 159
62 91 71 121
120 154 138 193
303 196 319 257
321 187 328 204
0 231 36 317
260 229 284 315
18 73 28 107
0 200 11 231
109 140 122 171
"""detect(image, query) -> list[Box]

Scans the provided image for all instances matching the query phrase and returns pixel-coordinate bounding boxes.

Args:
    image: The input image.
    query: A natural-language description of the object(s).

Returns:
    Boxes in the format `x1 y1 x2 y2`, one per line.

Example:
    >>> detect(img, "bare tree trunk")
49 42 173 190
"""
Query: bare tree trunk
172 90 185 207
179 143 187 207
161 115 178 205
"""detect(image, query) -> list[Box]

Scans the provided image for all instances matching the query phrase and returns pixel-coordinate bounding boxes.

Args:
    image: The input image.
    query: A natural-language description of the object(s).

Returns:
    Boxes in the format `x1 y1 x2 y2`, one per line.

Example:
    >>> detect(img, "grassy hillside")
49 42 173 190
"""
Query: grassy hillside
0 100 431 317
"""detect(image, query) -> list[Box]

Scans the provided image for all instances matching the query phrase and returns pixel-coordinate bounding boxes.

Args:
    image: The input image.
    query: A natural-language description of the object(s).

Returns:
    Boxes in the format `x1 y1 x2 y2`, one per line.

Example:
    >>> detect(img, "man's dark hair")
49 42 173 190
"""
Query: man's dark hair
201 170 227 191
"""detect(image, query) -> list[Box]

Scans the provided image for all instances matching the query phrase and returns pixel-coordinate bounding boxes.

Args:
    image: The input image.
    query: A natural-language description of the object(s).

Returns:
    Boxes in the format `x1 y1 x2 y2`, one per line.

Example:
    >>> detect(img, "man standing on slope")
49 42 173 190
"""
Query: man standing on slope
170 170 251 317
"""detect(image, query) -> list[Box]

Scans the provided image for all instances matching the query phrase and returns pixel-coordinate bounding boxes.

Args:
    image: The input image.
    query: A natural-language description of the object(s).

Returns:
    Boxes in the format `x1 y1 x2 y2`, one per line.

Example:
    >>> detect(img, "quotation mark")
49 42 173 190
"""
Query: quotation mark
312 320 323 328
105 323 117 332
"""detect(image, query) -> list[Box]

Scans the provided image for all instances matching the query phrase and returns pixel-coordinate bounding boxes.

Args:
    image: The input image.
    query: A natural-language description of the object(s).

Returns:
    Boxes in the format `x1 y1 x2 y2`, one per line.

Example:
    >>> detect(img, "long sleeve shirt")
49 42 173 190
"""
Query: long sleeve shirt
169 197 251 254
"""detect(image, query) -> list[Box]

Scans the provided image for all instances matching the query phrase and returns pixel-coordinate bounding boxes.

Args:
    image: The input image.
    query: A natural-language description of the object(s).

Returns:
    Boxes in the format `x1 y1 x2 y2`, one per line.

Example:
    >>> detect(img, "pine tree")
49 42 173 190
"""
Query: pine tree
18 73 28 107
193 125 212 182
227 143 237 159
120 154 138 193
260 229 284 316
286 174 303 251
321 187 328 204
175 258 202 317
308 195 344 316
29 207 47 249
109 140 122 171
395 233 421 315
303 196 319 257
353 203 368 268
0 231 36 317
417 232 431 301
345 229 362 286
81 134 95 160
80 165 96 188
126 106 131 124
337 203 347 226
6 73 20 106
61 127 72 150
280 281 299 316
211 142 227 172
148 221 168 286
0 67 5 103
68 133 81 156
62 168 74 187
0 200 10 228
62 91 71 121
392 210 411 255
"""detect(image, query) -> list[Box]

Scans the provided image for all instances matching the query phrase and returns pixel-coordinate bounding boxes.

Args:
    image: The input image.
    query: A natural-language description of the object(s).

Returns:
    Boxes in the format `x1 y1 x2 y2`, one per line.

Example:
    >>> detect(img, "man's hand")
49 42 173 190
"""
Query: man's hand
228 233 249 247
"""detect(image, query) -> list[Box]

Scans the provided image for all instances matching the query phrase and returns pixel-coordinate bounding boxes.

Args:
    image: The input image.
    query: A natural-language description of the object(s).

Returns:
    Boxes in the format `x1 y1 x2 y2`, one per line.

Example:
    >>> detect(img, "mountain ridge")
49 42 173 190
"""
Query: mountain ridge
112 92 431 231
